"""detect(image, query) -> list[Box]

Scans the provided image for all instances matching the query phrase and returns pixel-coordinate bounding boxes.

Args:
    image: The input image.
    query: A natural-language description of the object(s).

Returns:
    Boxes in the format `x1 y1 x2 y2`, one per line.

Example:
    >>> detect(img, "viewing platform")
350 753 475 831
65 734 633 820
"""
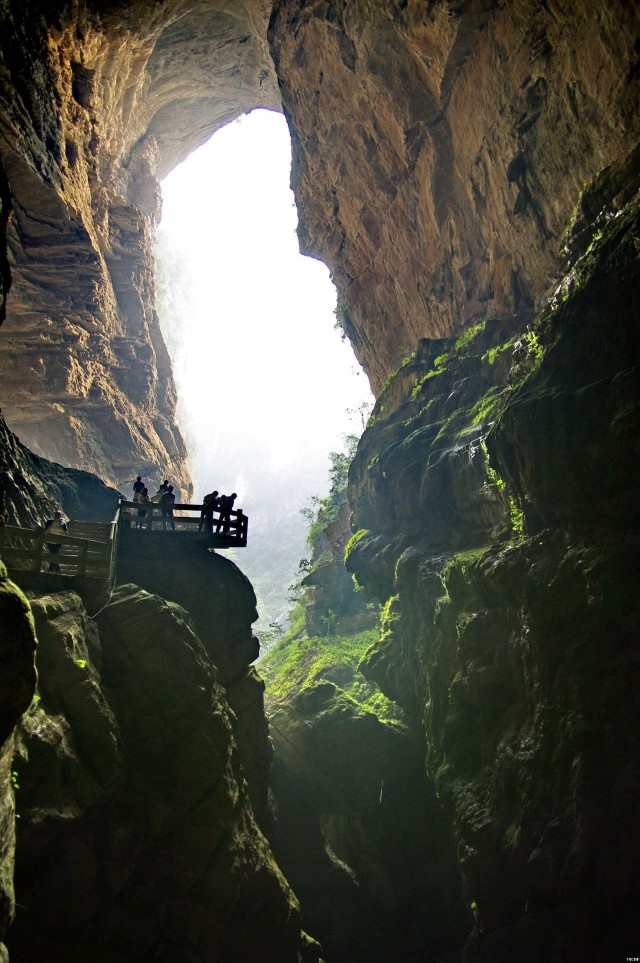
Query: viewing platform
0 500 248 596
118 499 248 547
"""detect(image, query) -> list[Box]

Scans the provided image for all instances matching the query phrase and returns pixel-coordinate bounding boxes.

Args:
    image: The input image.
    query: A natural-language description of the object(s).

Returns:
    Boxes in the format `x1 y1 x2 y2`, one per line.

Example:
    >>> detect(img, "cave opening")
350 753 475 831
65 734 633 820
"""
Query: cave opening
155 108 373 630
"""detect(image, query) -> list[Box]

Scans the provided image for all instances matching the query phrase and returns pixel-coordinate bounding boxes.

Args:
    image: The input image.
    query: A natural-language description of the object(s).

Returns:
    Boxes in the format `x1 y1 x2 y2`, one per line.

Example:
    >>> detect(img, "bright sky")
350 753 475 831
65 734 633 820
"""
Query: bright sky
157 108 372 504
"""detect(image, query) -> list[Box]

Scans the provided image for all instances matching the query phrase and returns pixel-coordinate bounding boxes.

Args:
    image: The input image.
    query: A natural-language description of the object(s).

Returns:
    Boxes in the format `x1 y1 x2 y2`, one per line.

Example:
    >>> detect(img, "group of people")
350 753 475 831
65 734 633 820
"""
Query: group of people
132 477 176 530
198 489 238 534
130 476 240 534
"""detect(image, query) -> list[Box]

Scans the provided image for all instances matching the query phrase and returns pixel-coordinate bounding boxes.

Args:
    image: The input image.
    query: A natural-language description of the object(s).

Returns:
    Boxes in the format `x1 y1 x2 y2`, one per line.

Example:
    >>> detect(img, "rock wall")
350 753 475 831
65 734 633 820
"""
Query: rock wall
0 2 639 961
116 528 272 827
270 0 640 391
346 189 640 959
0 0 279 489
9 585 318 962
0 563 37 961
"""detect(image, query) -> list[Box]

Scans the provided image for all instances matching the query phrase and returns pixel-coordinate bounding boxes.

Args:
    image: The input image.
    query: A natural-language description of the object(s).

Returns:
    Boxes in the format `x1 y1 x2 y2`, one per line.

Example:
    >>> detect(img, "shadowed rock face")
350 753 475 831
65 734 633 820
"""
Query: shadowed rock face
346 191 640 959
0 563 37 958
9 585 317 963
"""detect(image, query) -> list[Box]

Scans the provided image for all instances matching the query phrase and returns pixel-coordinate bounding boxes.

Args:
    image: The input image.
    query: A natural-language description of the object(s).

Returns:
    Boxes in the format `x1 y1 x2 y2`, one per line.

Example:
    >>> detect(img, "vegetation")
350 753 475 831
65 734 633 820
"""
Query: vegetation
299 434 358 549
260 437 400 724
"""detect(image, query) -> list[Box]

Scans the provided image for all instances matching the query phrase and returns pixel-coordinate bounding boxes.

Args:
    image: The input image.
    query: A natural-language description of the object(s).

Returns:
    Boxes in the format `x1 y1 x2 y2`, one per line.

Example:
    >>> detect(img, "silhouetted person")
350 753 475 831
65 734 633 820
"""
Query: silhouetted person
44 510 67 572
199 489 219 532
132 476 144 502
157 479 170 495
161 485 176 530
136 488 150 528
216 492 237 534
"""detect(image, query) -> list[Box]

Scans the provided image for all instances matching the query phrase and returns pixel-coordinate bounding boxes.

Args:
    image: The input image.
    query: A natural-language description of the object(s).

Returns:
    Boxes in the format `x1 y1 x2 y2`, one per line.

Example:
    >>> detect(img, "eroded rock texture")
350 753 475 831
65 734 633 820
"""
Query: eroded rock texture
0 0 278 488
10 585 317 963
346 192 640 959
269 680 468 962
116 529 272 827
0 563 37 961
271 0 639 390
0 2 638 961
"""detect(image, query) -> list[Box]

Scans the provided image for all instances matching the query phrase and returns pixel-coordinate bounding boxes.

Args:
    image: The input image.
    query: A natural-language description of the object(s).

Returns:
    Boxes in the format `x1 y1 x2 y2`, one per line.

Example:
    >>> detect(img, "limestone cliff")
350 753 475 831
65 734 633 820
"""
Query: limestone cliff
271 0 639 391
346 189 640 958
0 0 278 489
0 563 37 963
0 2 639 961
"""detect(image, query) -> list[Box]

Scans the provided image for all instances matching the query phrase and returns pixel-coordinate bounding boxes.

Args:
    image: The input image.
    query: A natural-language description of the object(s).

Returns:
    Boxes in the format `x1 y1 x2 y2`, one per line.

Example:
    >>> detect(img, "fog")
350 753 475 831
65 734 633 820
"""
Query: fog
155 109 372 626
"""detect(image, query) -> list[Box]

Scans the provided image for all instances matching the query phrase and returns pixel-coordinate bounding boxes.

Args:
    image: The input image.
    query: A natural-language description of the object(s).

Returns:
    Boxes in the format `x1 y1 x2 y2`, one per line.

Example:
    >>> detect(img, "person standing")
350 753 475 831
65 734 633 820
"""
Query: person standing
160 485 176 531
136 488 150 528
199 489 219 532
44 509 68 572
132 476 144 502
216 492 237 534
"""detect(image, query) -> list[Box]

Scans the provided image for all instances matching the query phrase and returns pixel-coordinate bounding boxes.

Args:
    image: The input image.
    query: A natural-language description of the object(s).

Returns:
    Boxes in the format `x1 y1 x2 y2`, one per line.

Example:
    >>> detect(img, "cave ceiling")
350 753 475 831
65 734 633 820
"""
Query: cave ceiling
0 0 638 486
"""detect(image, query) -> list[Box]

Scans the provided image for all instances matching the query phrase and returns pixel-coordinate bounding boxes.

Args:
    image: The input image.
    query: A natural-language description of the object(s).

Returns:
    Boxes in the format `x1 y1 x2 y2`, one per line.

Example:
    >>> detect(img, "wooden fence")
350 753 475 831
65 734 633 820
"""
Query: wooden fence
0 520 117 581
0 499 248 588
118 500 248 546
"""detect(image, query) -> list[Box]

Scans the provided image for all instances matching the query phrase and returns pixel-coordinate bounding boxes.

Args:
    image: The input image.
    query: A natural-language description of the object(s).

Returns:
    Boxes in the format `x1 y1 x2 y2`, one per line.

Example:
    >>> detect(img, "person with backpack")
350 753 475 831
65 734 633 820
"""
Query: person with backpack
199 489 219 532
44 510 68 571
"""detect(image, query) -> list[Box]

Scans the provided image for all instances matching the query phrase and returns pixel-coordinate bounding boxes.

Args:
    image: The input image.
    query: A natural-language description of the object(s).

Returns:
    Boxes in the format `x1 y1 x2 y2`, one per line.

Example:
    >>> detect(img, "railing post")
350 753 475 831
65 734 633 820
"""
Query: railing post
78 539 89 579
34 533 45 573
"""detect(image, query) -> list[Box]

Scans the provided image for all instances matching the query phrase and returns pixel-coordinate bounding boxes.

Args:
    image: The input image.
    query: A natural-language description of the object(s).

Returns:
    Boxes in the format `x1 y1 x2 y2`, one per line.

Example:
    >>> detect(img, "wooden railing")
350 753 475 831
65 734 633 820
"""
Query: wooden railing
0 498 247 588
0 523 115 580
118 500 248 546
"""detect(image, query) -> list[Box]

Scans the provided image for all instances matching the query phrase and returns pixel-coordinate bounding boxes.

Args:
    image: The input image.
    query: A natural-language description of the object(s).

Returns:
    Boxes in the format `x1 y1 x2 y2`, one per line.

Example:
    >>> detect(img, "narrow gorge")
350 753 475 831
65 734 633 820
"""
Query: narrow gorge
1 2 639 961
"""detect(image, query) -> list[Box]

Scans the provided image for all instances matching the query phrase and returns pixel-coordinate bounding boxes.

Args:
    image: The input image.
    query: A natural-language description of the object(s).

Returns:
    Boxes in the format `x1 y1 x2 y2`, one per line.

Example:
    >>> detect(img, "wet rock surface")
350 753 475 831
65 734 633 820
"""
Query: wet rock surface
9 584 315 963
0 2 638 960
347 193 640 959
0 563 37 958
269 680 468 963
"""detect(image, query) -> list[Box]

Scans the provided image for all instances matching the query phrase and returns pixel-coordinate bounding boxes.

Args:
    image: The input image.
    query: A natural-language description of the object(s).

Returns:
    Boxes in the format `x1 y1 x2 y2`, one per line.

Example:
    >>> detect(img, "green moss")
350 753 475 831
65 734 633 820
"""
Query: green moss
478 440 525 539
344 528 370 565
454 321 486 351
483 340 514 365
261 626 401 722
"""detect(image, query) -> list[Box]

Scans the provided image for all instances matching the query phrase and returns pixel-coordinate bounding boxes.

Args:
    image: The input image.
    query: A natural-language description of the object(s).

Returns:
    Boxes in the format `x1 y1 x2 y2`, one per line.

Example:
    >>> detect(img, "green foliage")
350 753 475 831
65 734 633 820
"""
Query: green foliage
333 294 351 341
261 626 402 722
259 621 286 655
303 435 358 548
11 770 19 790
483 340 514 365
480 440 525 538
344 527 369 563
454 321 486 351
74 658 87 669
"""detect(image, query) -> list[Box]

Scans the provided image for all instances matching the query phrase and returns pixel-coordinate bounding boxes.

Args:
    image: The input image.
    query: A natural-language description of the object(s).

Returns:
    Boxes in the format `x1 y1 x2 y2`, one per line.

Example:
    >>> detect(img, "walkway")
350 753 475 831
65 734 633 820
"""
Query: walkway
0 500 248 591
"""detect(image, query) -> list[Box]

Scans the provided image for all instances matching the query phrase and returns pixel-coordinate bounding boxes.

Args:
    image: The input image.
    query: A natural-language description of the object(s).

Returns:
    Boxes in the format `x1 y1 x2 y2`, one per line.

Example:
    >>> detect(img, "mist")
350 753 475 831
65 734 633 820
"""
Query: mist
155 109 372 626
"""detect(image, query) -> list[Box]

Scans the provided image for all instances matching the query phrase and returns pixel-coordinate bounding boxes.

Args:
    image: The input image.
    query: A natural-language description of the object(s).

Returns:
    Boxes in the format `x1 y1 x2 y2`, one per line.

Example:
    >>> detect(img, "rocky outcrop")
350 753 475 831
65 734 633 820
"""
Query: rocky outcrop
269 680 468 963
0 563 37 961
115 528 272 826
0 411 119 529
346 190 640 958
302 501 375 637
9 585 317 962
0 0 279 488
270 0 639 391
2 1 637 464
0 2 639 960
